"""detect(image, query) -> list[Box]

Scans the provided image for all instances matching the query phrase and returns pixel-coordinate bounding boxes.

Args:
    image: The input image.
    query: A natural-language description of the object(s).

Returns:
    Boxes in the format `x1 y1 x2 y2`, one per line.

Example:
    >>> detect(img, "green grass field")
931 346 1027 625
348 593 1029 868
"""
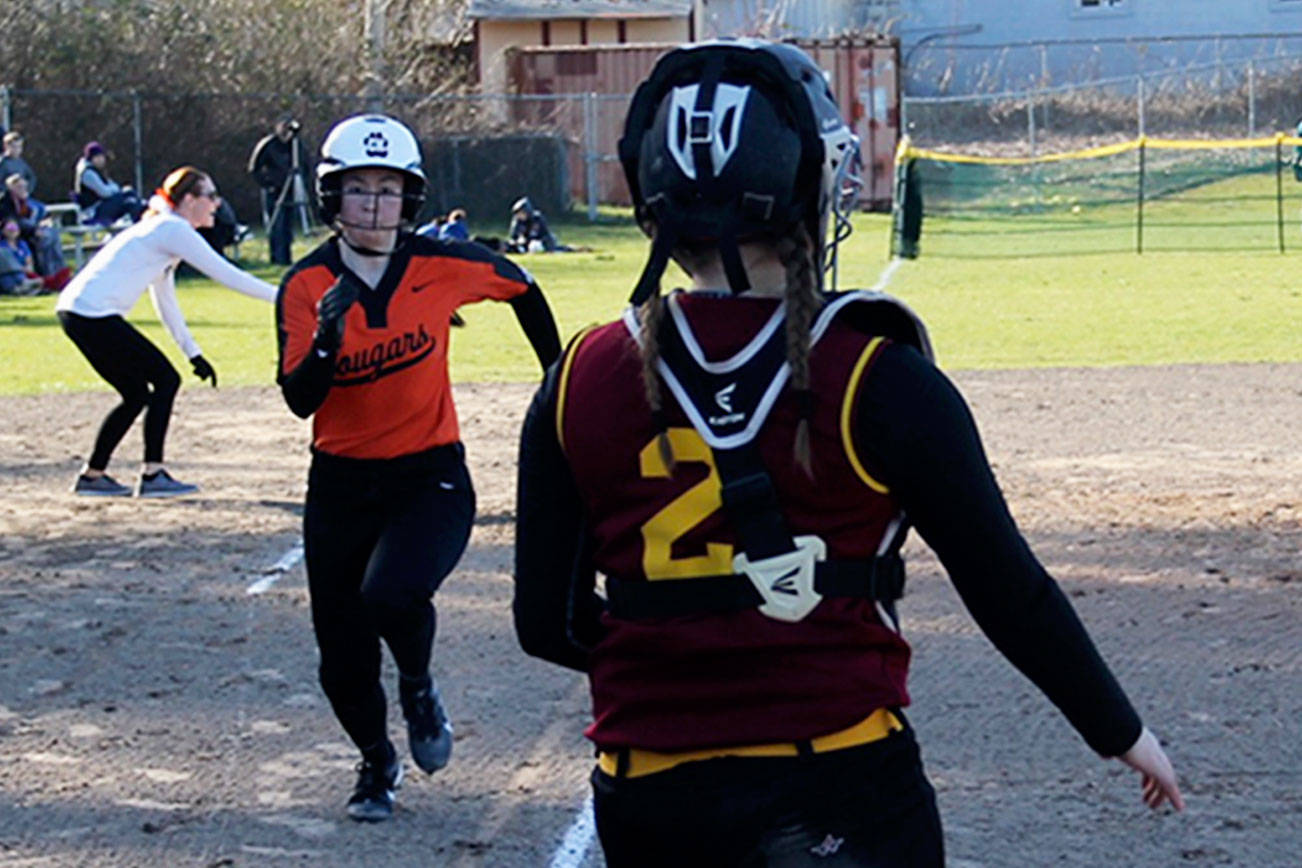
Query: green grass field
1 204 1299 396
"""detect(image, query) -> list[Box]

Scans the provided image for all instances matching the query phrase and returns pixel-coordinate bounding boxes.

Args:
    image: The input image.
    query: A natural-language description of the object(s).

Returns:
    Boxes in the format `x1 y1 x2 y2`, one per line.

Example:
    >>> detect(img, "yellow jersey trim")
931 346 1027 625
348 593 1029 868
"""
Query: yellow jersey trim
555 325 599 453
840 336 889 494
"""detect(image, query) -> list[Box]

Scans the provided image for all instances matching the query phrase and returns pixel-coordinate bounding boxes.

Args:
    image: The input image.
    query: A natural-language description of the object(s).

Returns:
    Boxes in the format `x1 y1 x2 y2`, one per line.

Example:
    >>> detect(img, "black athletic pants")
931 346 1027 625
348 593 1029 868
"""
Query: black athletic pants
303 443 475 753
58 311 181 471
592 726 944 867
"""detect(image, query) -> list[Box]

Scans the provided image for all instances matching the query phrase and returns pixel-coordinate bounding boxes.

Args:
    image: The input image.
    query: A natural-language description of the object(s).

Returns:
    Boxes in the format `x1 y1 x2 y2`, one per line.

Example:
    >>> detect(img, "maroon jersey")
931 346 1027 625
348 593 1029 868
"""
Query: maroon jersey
557 293 912 752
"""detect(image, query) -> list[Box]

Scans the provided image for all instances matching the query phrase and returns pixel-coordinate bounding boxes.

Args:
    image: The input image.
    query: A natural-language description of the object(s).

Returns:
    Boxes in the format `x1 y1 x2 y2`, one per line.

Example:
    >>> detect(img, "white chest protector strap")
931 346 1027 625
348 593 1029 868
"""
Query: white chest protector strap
610 290 927 623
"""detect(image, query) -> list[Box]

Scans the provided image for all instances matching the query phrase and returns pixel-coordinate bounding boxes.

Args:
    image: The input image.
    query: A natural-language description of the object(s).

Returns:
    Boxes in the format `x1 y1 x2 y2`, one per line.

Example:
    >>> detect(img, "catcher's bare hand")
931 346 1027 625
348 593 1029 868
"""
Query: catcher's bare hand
1119 727 1184 811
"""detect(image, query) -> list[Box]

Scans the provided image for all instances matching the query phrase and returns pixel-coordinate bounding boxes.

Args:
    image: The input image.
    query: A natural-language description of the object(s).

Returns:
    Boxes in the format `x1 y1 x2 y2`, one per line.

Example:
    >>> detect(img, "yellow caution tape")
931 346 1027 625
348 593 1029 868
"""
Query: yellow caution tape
900 134 1302 166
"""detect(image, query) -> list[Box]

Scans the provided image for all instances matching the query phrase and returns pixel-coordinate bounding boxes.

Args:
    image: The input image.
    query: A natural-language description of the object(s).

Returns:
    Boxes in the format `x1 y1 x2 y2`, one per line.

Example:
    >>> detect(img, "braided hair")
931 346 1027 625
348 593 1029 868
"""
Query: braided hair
637 289 676 473
636 225 821 477
776 222 819 477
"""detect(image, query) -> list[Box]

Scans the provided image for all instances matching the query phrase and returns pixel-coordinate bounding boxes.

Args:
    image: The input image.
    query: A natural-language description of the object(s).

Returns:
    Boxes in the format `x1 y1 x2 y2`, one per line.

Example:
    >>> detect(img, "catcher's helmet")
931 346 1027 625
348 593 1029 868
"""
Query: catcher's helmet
316 114 427 225
619 39 862 302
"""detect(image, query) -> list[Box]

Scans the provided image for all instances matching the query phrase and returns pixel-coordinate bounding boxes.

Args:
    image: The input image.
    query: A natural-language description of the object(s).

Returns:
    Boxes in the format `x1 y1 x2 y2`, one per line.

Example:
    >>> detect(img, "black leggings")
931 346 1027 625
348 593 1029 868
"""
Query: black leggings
593 726 944 867
303 444 475 752
58 311 181 470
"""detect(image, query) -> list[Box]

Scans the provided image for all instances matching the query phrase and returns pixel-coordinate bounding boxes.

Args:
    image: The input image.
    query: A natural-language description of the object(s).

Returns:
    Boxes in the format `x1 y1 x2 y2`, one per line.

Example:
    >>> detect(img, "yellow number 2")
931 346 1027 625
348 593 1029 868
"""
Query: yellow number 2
638 427 734 580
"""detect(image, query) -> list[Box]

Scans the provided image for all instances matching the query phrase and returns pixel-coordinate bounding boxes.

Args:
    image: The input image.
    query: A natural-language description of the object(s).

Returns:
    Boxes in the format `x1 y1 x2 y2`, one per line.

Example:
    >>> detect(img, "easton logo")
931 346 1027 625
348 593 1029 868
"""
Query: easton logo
810 835 845 858
362 131 390 158
715 383 736 413
708 382 745 427
770 566 800 596
334 324 434 385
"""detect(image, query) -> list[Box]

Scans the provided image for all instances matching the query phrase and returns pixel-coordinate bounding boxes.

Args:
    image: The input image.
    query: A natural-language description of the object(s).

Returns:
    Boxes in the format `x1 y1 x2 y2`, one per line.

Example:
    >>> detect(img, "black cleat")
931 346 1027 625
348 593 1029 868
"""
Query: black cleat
346 753 403 822
400 679 453 774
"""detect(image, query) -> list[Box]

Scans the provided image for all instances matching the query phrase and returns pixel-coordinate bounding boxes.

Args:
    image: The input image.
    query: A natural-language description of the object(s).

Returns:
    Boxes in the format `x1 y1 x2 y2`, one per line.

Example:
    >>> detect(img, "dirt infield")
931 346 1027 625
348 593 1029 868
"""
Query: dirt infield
0 364 1298 867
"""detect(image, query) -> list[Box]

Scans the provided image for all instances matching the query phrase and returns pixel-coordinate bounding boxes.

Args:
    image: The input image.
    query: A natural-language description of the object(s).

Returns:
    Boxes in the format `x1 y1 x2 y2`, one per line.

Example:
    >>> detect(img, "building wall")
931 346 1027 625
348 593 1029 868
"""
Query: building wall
627 17 691 42
479 20 543 94
900 0 1302 94
699 0 888 39
589 20 620 43
478 17 690 94
551 20 583 45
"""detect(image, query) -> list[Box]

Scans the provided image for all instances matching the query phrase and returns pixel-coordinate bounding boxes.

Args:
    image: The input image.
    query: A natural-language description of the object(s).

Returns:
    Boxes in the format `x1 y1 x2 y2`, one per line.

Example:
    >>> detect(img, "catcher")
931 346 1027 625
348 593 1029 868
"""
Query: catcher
513 40 1182 866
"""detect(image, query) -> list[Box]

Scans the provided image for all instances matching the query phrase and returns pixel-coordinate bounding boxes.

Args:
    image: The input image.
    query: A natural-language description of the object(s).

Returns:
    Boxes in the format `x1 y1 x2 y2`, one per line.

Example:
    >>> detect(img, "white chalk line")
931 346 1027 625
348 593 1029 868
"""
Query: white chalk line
870 256 903 293
246 542 304 595
548 795 596 868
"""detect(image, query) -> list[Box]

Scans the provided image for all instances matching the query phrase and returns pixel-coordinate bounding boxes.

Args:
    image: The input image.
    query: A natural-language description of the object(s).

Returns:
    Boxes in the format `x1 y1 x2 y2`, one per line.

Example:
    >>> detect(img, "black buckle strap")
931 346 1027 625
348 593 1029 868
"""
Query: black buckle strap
605 555 905 621
717 456 792 561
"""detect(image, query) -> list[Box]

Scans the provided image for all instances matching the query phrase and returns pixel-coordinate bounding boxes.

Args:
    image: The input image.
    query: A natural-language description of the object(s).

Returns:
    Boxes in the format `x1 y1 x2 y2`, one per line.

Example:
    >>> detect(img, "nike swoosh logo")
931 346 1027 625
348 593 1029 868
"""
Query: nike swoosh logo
411 281 438 294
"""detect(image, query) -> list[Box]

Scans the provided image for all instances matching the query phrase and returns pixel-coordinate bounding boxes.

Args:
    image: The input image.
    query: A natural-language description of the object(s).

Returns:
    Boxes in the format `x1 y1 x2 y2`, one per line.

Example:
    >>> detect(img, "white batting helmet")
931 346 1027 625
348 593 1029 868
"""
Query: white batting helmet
316 114 427 224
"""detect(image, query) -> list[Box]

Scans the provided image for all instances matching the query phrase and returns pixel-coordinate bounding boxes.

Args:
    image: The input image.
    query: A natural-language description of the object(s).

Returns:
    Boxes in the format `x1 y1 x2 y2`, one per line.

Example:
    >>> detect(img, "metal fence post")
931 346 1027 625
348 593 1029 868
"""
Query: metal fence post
1276 136 1285 254
1136 138 1146 255
583 92 598 221
1136 76 1146 138
0 85 10 132
1027 91 1037 157
132 90 144 194
1247 61 1256 137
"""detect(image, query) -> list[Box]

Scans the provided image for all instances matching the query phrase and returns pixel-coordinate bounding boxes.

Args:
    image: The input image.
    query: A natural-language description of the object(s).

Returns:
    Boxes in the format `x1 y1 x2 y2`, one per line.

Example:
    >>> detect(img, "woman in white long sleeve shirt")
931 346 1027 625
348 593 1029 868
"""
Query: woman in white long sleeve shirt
56 166 278 497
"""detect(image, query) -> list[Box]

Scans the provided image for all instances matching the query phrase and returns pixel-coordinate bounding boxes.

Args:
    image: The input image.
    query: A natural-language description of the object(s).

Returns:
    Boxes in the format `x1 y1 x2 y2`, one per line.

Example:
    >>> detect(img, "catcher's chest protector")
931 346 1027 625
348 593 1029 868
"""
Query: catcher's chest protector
558 291 935 622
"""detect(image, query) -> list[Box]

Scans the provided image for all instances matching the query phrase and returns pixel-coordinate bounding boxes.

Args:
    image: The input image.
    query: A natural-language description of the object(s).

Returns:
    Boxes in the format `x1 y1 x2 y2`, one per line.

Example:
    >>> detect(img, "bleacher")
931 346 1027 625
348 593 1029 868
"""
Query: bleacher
46 202 131 268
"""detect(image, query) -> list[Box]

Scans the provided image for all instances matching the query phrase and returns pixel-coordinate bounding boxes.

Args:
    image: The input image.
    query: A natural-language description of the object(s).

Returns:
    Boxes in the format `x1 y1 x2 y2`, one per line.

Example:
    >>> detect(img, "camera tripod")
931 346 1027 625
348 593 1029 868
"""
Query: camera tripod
265 125 313 248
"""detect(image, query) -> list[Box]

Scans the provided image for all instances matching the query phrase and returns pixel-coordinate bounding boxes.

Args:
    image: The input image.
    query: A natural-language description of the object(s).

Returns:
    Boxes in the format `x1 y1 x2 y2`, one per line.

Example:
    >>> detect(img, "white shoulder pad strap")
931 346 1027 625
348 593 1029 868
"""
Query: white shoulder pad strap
812 291 935 362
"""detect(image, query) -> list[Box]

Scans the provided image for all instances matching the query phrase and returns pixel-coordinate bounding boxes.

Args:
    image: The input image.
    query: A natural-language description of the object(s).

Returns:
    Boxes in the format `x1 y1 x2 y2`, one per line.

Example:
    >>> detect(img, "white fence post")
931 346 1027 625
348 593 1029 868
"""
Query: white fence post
1136 76 1146 138
1027 91 1037 157
1247 60 1256 137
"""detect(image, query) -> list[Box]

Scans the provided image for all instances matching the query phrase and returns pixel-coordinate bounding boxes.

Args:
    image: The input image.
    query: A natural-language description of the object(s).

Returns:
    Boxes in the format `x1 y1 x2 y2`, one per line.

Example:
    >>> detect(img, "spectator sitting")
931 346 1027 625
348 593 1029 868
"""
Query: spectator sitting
1 173 70 282
0 132 37 195
438 208 470 241
0 219 46 295
73 141 145 226
415 213 444 240
508 196 571 253
1 218 66 292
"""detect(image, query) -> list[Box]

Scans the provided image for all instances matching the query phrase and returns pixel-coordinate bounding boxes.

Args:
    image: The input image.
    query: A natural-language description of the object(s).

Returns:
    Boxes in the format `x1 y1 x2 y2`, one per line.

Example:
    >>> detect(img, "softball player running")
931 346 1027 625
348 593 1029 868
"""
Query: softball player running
57 166 277 498
513 41 1182 866
276 114 559 822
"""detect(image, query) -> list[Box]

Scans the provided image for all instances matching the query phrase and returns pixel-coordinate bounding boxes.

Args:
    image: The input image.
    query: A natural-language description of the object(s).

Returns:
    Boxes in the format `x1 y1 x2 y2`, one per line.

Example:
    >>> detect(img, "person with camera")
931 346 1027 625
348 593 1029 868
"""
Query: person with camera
248 115 309 265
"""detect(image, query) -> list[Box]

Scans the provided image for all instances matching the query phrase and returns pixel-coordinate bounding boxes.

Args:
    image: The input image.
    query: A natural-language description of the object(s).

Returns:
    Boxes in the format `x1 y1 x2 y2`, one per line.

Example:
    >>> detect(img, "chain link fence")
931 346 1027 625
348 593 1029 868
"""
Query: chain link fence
902 52 1302 156
0 87 637 232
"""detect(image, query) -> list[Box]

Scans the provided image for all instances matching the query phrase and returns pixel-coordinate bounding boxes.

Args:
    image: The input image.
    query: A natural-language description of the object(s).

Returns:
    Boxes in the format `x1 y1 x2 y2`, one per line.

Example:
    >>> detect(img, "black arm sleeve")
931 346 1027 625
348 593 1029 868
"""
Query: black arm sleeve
278 344 335 419
509 282 562 370
274 282 335 419
857 343 1142 757
513 362 605 672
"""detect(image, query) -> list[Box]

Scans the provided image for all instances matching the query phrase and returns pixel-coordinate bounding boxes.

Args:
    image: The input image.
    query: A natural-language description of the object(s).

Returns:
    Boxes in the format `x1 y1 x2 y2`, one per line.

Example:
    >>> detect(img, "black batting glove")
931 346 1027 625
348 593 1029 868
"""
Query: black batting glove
190 354 217 388
314 275 360 352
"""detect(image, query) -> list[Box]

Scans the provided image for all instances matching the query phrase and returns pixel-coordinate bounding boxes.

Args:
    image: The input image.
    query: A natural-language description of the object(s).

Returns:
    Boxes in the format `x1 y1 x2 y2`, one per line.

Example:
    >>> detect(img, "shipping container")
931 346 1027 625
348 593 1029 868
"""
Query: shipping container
507 37 900 209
